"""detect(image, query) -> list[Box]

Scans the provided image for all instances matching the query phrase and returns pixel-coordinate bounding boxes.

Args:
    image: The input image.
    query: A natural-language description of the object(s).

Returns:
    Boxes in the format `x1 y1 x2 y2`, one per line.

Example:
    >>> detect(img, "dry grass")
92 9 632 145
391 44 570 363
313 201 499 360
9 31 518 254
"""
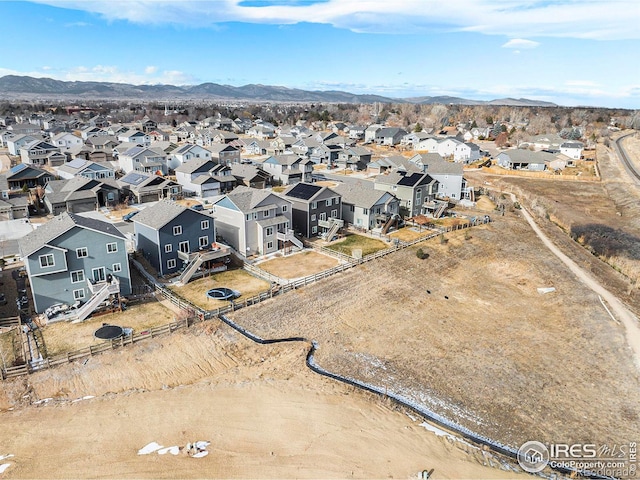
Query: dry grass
314 180 339 188
170 268 270 310
389 227 433 242
42 300 175 357
326 234 388 257
229 215 640 448
257 251 340 279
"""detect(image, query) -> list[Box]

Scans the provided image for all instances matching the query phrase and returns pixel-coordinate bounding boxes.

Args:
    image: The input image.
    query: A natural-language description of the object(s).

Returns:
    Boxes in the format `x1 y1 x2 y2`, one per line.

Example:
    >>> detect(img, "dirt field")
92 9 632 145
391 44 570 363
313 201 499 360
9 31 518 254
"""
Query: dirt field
0 324 522 479
256 251 340 279
229 215 640 448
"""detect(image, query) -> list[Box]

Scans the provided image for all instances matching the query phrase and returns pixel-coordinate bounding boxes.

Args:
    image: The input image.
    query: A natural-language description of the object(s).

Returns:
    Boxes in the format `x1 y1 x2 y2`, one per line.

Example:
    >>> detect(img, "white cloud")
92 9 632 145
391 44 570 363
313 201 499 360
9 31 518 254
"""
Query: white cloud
29 0 640 40
145 65 158 74
0 65 196 86
64 21 91 27
502 39 540 49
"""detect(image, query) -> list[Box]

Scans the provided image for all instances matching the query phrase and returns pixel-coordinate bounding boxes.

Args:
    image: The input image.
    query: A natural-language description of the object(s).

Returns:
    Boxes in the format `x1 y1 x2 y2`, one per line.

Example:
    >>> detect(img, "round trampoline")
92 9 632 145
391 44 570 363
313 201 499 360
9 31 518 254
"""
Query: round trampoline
206 288 239 300
94 324 124 340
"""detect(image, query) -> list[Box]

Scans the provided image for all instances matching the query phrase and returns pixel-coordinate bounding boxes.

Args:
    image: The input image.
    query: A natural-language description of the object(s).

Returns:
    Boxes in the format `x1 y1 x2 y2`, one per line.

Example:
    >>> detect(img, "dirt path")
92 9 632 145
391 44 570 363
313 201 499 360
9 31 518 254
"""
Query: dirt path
518 203 640 370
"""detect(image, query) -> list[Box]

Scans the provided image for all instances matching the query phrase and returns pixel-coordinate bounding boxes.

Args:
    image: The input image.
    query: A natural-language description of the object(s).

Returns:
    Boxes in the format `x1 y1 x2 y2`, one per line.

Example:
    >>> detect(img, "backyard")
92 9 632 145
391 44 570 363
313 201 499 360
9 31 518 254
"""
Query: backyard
40 299 177 357
256 250 340 279
170 268 270 310
325 233 388 257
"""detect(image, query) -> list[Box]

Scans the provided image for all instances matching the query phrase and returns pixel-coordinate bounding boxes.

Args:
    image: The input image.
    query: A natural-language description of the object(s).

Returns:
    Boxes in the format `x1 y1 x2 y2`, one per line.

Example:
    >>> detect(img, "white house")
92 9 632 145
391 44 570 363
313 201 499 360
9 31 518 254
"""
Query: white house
168 144 212 171
559 141 584 160
50 132 83 152
453 142 481 164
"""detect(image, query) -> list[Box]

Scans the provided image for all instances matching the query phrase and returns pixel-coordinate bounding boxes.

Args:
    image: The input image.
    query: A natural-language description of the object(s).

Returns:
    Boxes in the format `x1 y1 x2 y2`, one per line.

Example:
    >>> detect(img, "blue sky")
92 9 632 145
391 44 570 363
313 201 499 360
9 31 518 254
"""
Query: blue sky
1 0 639 108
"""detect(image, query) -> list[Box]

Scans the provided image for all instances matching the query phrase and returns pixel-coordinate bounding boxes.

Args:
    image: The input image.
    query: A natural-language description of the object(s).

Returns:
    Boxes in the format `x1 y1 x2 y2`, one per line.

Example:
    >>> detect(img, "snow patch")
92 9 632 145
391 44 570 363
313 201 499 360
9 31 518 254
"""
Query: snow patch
138 442 163 455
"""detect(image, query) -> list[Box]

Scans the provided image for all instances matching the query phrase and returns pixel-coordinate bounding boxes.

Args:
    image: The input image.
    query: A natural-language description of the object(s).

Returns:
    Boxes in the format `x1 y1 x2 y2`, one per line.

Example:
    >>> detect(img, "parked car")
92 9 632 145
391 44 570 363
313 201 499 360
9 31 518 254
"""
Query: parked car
190 204 204 211
123 210 139 222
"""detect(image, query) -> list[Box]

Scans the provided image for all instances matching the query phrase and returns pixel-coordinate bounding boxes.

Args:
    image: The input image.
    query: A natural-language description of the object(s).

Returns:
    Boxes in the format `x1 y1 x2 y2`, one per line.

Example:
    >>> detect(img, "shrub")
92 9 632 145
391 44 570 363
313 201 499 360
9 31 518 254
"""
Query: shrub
416 248 429 259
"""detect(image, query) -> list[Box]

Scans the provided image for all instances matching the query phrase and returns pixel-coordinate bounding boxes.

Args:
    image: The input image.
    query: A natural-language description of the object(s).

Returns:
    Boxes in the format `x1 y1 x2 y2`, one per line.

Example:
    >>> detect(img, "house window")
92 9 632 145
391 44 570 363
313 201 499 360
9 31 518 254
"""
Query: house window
167 259 176 269
333 197 339 205
106 242 118 253
112 263 122 273
349 205 355 212
199 236 209 247
331 209 338 218
179 241 189 253
201 220 209 230
363 208 369 215
263 210 269 218
173 225 182 235
39 254 55 268
319 212 326 221
312 226 318 234
266 227 274 236
311 202 317 210
282 205 288 213
76 247 88 258
267 241 273 249
311 214 316 221
70 270 85 283
325 199 331 207
73 289 85 300
164 244 172 253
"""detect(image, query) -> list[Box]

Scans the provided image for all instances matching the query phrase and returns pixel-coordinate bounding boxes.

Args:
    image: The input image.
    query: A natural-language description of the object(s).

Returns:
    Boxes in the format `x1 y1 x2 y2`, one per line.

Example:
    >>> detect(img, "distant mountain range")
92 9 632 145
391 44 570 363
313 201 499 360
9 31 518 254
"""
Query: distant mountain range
0 75 557 107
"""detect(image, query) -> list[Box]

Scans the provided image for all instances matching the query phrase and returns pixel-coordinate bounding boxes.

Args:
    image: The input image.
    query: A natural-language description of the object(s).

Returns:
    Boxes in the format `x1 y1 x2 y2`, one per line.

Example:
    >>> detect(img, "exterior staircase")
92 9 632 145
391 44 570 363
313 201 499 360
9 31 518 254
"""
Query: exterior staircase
277 229 303 250
433 201 448 218
176 244 231 285
318 218 344 241
72 278 121 322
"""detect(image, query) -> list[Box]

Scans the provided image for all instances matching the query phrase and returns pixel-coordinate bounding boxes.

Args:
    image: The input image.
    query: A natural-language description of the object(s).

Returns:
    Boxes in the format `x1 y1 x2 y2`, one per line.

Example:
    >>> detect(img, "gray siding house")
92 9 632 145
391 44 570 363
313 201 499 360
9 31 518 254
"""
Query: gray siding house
19 212 132 313
282 183 342 238
374 170 438 217
133 200 217 276
333 183 400 231
496 150 552 171
211 186 297 257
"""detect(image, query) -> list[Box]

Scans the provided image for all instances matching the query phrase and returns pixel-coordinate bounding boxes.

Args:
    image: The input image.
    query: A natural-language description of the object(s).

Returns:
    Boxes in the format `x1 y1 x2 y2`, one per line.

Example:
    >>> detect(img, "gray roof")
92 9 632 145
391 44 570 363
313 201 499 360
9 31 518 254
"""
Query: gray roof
498 149 556 164
0 174 8 192
132 200 190 230
20 211 124 258
221 185 280 212
332 182 391 209
175 157 216 174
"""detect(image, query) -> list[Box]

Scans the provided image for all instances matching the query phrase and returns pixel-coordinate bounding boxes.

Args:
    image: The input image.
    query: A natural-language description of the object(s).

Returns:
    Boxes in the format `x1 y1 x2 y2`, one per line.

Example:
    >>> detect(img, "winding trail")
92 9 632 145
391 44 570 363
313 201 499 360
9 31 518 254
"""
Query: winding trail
518 203 640 370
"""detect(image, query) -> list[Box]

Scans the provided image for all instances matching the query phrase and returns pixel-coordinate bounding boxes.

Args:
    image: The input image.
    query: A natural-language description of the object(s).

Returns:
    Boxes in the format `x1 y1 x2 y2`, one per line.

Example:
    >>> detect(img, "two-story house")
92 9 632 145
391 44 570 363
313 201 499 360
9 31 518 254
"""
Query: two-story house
374 170 438 217
56 158 116 181
175 158 235 197
118 146 168 175
133 200 227 278
118 171 181 204
333 182 400 231
44 176 120 215
409 153 467 200
19 212 132 314
20 140 66 167
261 154 313 185
207 143 241 166
281 183 343 238
211 186 298 257
167 144 212 171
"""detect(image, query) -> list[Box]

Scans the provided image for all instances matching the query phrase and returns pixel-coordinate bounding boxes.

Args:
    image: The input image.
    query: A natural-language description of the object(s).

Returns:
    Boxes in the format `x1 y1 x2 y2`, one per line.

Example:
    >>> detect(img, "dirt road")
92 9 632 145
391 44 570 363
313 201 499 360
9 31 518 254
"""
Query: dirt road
519 202 640 370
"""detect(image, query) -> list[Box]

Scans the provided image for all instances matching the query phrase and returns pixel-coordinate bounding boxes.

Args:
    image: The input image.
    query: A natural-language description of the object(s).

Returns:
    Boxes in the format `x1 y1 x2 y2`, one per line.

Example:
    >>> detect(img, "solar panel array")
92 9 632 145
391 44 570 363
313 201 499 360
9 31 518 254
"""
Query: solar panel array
120 172 149 185
66 158 88 169
285 182 321 200
9 163 28 175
